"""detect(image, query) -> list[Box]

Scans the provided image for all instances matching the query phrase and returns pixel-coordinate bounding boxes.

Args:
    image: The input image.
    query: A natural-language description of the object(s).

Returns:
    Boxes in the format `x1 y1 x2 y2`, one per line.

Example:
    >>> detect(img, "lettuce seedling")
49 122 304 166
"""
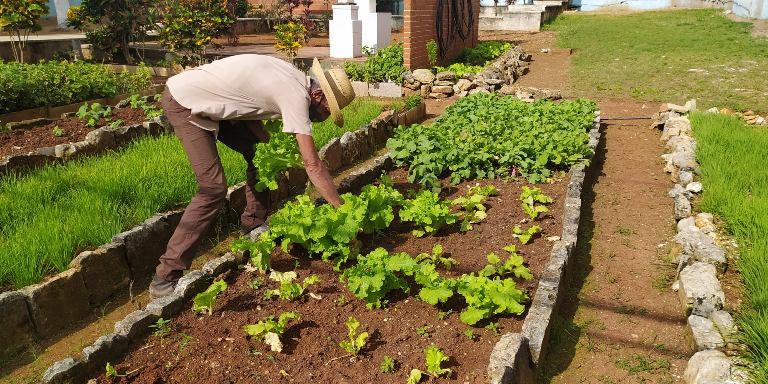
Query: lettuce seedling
192 280 228 316
452 184 498 232
231 232 276 272
414 244 457 270
512 225 541 245
407 344 452 382
480 246 533 281
264 271 319 301
339 316 368 356
519 186 552 220
243 312 300 353
456 274 527 325
399 190 458 237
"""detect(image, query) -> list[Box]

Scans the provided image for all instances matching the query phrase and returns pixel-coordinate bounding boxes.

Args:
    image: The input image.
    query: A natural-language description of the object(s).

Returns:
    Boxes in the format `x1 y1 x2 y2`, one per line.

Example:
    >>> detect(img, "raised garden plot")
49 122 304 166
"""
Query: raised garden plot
93 168 568 383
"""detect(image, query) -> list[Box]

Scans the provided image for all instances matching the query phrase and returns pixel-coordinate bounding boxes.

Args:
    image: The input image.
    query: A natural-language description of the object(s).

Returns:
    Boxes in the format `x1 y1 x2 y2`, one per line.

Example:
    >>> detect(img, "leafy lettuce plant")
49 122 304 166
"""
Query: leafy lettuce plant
359 181 404 234
264 271 319 301
407 344 452 383
230 231 276 272
480 245 533 280
76 102 112 127
414 244 456 270
339 316 368 356
399 190 458 237
512 225 541 245
192 280 228 316
341 248 419 309
456 273 527 325
414 262 456 306
452 184 498 232
520 186 552 220
243 312 300 353
252 120 303 192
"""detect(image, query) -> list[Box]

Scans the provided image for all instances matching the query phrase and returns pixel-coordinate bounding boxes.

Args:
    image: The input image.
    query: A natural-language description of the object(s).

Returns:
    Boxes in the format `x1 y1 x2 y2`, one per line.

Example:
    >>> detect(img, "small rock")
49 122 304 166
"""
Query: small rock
435 71 455 81
695 213 716 233
434 80 454 87
675 193 692 220
679 170 694 185
412 69 435 84
684 350 731 383
679 263 725 317
710 310 737 341
431 85 454 94
677 217 698 233
669 184 688 198
686 182 703 193
420 84 431 98
688 315 726 350
685 99 697 112
455 78 473 92
755 116 766 125
706 107 720 113
540 48 550 53
429 92 449 99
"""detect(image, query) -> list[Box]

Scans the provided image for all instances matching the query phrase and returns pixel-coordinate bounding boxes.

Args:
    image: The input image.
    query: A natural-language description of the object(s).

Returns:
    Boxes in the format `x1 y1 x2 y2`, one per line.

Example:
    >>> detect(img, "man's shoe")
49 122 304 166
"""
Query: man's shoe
149 276 177 300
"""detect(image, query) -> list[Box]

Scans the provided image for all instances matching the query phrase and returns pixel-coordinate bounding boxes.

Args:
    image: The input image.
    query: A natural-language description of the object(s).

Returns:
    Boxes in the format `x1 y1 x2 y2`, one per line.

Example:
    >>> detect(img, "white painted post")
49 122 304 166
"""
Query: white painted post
329 2 363 58
53 0 71 29
357 0 392 52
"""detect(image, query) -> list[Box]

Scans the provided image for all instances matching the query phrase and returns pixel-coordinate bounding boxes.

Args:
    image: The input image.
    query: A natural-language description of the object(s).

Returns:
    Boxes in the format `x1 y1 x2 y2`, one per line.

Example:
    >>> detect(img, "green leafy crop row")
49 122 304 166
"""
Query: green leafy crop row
388 93 597 190
343 43 407 84
0 61 152 114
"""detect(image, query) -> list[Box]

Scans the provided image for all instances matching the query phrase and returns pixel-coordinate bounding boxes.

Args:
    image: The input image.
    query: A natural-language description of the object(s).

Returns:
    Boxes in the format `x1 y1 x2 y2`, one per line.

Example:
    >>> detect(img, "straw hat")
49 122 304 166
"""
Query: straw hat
310 58 355 127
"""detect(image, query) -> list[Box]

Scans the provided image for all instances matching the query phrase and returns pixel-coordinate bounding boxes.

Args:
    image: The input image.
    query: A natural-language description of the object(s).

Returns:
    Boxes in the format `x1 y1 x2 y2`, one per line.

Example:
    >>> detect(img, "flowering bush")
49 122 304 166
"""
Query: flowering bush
274 22 306 62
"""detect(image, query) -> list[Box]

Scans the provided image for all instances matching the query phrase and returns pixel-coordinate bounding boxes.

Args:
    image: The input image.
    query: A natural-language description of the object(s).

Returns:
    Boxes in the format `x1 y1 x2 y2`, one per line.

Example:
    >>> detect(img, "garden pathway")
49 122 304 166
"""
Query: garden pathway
483 30 694 383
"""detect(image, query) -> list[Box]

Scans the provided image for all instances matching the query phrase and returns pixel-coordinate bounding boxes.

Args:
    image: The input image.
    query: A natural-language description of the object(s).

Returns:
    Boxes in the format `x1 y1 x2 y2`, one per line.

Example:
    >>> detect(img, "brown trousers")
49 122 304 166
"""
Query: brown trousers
156 89 269 282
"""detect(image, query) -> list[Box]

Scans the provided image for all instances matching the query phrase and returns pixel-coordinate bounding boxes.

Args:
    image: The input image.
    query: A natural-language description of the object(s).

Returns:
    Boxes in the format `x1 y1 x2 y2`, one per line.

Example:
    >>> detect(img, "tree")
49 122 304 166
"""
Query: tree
154 0 235 66
67 0 154 64
0 0 49 62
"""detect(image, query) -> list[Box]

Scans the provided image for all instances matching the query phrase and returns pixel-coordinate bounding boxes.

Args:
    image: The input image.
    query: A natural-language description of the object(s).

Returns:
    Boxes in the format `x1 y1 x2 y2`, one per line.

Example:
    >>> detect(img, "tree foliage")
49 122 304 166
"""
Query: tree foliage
0 0 49 62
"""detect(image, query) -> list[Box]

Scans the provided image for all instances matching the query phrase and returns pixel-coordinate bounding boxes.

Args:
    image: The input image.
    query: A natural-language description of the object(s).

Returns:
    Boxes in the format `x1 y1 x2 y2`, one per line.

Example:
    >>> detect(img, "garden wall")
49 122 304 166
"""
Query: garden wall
403 0 481 69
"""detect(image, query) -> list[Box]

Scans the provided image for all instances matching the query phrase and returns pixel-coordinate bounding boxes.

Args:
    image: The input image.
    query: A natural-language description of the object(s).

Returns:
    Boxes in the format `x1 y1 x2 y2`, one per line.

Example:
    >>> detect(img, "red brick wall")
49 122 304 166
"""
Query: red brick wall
403 0 480 69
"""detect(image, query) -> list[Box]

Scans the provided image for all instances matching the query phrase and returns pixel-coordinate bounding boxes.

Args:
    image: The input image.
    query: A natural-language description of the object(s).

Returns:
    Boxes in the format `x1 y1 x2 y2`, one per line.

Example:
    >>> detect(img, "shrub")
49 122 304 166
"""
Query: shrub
274 21 306 62
154 0 236 66
0 0 49 62
343 43 406 83
0 61 152 114
457 41 512 66
67 0 153 64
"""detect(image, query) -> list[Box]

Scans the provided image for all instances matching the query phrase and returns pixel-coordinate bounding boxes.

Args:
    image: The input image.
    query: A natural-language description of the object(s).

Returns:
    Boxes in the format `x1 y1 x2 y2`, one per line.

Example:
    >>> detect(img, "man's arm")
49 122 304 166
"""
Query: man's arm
295 133 342 207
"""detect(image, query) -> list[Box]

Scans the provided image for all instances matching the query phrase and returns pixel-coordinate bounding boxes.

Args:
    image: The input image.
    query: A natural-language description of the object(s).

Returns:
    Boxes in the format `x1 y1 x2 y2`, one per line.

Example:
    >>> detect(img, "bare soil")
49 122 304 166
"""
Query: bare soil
0 104 154 158
95 167 570 384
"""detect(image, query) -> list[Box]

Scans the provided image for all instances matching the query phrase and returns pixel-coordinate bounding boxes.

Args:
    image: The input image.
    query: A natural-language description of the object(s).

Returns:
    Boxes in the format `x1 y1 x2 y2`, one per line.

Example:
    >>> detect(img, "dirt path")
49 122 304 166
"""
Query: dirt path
481 31 693 383
543 100 691 383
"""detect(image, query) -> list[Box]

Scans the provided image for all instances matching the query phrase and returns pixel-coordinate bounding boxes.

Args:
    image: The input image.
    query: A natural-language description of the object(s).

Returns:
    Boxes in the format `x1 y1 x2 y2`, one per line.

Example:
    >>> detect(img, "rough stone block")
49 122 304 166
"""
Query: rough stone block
146 292 185 319
113 124 144 145
684 350 731 384
174 270 210 300
340 130 372 166
561 197 582 246
688 315 726 351
674 230 727 273
566 164 586 199
540 241 570 286
202 253 237 277
679 263 725 317
42 357 86 384
679 170 694 185
431 85 454 94
487 333 535 384
143 120 164 135
695 213 716 234
710 310 737 341
412 68 435 84
521 281 559 364
69 242 131 307
0 291 36 359
337 154 393 194
112 214 173 277
81 333 129 372
85 128 117 150
675 193 693 220
114 310 159 341
319 138 342 173
21 269 92 338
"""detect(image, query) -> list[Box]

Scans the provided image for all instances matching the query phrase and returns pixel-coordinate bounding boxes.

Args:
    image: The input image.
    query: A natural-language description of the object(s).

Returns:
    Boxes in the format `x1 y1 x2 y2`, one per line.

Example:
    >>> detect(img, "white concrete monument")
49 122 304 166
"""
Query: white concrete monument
356 0 392 52
329 1 363 58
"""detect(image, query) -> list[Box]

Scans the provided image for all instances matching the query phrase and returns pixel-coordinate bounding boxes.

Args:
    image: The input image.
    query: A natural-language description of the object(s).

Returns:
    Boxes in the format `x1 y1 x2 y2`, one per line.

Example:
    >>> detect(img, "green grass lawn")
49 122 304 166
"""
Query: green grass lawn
691 112 768 381
0 99 384 289
546 9 768 112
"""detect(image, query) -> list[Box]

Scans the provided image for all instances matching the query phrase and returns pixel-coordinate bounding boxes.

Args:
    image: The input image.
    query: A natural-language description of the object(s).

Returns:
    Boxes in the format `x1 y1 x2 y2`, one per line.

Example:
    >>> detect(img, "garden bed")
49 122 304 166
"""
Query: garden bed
92 167 569 383
0 101 158 158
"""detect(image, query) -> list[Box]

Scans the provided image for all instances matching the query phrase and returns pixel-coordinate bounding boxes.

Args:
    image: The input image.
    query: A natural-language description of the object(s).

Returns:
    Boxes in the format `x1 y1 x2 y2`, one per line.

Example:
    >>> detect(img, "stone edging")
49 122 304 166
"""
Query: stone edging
0 94 169 178
36 104 424 383
653 101 748 384
486 111 601 383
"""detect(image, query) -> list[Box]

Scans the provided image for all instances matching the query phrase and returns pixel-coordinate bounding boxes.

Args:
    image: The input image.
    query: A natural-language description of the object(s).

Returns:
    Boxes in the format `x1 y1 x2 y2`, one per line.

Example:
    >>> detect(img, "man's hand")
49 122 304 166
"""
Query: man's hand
295 134 342 207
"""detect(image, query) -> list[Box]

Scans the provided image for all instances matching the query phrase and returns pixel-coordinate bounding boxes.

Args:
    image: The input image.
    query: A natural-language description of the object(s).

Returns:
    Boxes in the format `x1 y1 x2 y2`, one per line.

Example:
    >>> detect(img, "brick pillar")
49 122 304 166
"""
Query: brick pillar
403 0 480 69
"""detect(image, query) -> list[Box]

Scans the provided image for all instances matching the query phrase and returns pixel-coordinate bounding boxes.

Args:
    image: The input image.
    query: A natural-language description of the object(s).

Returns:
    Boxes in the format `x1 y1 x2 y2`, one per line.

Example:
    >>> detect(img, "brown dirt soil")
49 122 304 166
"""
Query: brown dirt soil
95 167 570 384
0 104 154 158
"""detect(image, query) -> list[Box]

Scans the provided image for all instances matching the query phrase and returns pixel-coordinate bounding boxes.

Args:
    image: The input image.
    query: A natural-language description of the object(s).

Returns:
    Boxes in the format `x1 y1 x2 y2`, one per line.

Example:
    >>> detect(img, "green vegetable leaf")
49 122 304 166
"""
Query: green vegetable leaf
192 280 228 315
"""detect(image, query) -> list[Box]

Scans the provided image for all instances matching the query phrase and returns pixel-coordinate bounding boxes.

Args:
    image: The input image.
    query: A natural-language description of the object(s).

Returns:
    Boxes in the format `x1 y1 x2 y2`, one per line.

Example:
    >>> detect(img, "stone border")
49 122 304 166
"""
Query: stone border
0 95 169 178
24 104 417 378
653 101 747 384
487 111 602 383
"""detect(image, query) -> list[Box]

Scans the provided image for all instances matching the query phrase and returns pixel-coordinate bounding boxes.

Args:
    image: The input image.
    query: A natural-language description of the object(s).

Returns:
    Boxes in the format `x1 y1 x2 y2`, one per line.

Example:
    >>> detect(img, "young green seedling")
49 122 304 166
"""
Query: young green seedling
264 271 319 301
414 244 457 270
380 355 396 373
192 280 228 315
231 232 276 272
339 316 368 356
149 318 173 338
52 126 64 137
480 246 533 280
512 225 541 245
452 184 498 232
407 344 453 382
519 186 552 220
243 311 300 353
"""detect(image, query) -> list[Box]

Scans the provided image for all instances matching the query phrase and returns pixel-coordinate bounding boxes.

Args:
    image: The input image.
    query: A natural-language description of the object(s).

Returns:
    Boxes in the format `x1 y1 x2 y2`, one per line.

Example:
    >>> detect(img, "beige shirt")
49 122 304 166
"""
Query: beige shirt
166 54 312 136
